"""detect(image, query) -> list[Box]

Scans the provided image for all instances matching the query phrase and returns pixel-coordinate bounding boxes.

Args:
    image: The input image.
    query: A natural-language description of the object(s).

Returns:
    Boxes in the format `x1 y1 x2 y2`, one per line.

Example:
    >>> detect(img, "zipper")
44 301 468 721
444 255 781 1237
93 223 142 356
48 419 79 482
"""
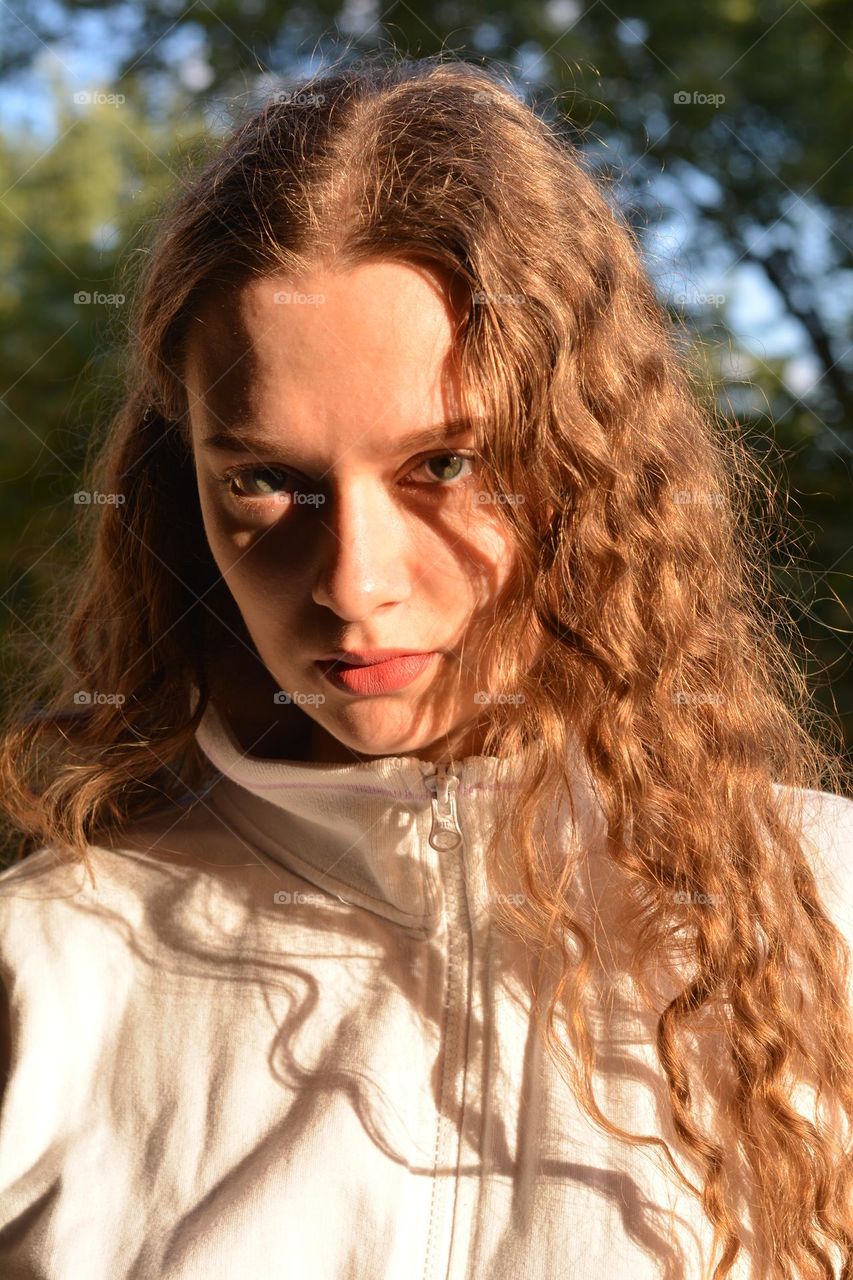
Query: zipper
424 760 463 851
421 760 471 1280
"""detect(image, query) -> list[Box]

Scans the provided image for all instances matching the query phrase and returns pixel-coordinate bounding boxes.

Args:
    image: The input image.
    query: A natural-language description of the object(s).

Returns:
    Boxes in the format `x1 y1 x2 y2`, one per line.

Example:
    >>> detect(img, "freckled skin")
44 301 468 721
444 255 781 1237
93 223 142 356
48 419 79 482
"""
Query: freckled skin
183 259 528 765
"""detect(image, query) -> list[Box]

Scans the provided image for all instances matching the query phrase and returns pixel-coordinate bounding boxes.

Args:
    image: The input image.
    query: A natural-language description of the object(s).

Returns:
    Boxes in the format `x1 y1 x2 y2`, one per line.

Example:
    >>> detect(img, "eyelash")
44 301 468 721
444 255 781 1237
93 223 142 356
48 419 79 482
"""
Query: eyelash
216 451 479 509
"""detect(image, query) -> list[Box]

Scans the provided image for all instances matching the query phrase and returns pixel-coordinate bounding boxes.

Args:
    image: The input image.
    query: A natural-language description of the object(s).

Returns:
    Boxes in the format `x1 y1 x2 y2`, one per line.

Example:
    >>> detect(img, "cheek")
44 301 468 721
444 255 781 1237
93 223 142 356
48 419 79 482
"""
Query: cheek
467 517 519 589
196 477 234 566
197 481 291 577
195 489 294 624
485 520 518 571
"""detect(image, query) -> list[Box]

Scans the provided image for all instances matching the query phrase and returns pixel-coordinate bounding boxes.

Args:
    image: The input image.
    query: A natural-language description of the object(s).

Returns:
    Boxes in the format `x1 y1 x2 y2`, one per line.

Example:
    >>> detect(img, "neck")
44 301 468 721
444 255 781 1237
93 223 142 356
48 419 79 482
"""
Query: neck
303 714 496 766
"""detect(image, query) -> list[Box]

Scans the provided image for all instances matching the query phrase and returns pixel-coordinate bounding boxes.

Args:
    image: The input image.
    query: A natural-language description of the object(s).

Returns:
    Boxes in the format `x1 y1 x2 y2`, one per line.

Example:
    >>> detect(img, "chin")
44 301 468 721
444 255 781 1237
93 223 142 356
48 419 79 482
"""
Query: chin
316 710 456 761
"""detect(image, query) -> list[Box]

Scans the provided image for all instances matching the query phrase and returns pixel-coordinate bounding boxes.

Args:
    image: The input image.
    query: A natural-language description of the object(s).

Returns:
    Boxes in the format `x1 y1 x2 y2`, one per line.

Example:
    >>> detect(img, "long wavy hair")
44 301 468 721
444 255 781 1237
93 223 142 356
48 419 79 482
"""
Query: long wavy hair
1 53 851 1278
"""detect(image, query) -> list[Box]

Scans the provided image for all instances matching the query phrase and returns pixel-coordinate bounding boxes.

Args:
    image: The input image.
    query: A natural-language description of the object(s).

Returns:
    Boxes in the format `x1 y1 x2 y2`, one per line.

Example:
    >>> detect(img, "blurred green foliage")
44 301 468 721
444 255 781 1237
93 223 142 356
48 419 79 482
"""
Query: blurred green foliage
0 0 850 761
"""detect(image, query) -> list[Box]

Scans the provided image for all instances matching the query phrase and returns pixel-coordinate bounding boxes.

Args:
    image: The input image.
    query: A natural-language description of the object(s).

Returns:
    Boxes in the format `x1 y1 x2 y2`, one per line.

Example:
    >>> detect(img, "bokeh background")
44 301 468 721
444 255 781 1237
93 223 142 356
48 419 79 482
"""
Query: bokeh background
1 1 851 762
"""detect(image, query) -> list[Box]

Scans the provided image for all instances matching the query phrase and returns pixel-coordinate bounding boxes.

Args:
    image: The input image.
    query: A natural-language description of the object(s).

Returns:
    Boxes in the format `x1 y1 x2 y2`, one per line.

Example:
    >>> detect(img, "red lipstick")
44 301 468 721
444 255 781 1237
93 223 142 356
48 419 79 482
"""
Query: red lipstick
314 650 439 695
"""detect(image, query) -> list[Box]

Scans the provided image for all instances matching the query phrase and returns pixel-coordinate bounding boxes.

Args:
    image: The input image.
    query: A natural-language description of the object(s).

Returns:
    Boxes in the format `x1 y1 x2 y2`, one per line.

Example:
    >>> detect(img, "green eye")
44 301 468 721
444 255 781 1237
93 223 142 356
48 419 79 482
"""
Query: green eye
227 466 292 498
427 454 464 481
414 453 475 486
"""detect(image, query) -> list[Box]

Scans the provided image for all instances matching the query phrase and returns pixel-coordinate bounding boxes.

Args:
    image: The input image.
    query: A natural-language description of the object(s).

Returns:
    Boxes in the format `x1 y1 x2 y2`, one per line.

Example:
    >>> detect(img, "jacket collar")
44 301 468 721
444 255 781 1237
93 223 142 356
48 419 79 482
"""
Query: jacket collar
192 697 521 929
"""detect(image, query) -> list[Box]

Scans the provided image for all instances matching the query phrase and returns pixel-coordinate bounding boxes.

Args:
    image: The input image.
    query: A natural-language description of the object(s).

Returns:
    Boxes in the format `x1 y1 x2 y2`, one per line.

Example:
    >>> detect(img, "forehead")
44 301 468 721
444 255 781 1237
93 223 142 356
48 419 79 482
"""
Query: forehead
181 261 473 437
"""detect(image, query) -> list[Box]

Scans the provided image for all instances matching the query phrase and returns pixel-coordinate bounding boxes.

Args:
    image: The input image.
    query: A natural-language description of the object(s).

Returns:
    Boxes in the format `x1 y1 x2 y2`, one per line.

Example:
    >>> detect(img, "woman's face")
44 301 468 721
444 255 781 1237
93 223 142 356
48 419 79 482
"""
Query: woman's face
183 258 526 764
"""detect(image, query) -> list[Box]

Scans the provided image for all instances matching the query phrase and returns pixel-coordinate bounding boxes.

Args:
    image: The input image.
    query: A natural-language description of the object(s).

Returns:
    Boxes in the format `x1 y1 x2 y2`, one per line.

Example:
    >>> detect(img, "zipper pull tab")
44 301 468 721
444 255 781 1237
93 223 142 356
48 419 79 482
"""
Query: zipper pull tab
425 761 463 851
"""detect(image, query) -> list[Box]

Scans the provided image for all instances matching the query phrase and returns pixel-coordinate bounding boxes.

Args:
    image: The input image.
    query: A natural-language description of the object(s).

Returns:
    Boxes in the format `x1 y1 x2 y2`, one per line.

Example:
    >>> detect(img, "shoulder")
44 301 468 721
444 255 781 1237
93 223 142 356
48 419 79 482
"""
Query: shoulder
0 790 262 901
0 799 248 969
0 797 339 981
0 846 99 963
772 783 853 943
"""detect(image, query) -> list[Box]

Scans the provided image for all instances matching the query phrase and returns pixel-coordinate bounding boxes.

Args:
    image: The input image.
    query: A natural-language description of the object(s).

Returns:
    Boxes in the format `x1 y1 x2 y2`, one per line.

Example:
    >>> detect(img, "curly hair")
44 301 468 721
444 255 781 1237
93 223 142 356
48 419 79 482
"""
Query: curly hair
1 52 851 1277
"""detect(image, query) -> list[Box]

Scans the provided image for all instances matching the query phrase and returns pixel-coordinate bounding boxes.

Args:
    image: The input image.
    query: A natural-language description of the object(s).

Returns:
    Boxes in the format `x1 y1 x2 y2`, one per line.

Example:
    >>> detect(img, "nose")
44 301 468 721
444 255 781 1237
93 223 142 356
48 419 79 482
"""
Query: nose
311 474 413 619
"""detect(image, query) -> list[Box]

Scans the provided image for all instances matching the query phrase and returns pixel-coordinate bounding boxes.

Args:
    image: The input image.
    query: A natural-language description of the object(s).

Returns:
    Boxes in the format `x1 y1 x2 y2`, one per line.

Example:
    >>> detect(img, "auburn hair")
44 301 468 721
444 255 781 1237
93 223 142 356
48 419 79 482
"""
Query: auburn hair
1 52 851 1278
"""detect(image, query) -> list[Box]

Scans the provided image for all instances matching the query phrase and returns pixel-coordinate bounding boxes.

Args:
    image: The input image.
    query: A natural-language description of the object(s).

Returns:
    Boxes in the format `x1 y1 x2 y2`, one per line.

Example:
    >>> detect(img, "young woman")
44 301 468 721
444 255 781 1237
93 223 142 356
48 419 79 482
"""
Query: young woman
0 54 851 1280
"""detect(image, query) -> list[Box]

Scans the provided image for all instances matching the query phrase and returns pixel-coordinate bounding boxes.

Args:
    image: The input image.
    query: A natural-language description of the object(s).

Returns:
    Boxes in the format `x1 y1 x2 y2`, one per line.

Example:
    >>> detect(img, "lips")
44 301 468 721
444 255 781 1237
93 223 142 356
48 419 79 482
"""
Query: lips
316 649 432 667
314 652 439 695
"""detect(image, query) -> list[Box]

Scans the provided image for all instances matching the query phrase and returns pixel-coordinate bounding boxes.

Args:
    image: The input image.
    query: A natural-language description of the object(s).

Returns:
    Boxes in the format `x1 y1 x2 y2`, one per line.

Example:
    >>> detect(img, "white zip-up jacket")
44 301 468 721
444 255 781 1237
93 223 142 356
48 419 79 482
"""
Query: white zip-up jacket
0 698 851 1279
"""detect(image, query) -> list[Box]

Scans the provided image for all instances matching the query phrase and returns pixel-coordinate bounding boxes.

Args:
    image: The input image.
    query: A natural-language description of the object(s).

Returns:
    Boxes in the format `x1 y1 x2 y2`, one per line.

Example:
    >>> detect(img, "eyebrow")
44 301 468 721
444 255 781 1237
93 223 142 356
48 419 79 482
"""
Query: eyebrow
200 418 478 458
